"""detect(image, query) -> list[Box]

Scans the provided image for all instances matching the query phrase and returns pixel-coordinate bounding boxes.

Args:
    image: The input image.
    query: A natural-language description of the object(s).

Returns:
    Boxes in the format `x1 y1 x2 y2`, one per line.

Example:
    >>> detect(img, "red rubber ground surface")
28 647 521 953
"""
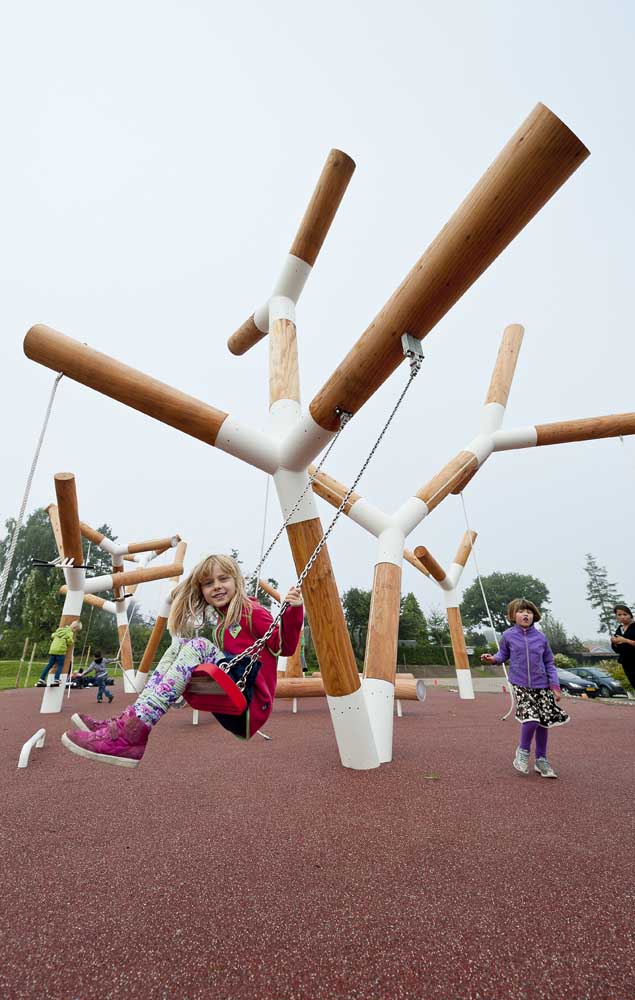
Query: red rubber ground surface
1 687 633 1000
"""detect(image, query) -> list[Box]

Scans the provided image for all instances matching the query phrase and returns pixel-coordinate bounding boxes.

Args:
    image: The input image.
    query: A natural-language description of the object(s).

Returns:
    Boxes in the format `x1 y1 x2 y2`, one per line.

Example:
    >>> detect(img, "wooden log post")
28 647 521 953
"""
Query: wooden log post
363 559 403 762
41 474 85 714
267 293 378 768
308 106 588 434
112 556 135 685
228 149 356 356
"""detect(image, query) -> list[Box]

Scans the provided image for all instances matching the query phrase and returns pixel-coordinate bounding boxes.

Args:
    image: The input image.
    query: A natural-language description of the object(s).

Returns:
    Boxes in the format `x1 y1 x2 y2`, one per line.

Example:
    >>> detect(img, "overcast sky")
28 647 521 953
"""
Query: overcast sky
2 1 634 641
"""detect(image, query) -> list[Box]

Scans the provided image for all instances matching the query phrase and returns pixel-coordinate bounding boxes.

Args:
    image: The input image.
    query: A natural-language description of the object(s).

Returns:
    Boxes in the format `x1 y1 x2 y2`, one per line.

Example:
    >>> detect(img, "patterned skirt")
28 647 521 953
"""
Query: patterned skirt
512 686 570 728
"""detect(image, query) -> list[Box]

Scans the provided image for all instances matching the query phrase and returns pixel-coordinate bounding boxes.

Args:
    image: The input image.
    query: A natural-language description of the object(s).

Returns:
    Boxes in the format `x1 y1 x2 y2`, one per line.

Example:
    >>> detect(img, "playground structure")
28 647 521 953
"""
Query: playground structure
39 471 185 713
23 101 635 770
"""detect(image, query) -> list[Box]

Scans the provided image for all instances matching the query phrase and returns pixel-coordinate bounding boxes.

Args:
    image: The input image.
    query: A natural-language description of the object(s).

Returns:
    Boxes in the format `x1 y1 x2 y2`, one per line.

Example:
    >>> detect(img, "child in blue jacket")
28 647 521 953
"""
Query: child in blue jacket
482 598 569 778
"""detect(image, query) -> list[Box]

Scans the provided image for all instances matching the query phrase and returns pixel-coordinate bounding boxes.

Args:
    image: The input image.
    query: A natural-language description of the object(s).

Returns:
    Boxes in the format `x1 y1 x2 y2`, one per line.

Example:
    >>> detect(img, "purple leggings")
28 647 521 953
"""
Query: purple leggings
519 721 548 757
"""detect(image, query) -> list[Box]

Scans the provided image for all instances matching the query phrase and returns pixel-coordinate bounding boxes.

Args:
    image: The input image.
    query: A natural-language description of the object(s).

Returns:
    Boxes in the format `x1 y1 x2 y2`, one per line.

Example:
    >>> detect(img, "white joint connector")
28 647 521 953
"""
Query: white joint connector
480 401 506 436
63 566 85 593
215 416 280 474
325 689 381 770
443 588 459 611
97 536 119 556
273 468 319 525
84 574 114 595
377 526 406 567
362 678 395 763
252 255 313 335
348 499 390 538
392 496 429 536
269 295 296 325
456 670 475 700
269 399 302 439
464 434 494 466
272 254 312 302
279 412 337 472
492 426 538 451
447 563 464 589
62 588 85 617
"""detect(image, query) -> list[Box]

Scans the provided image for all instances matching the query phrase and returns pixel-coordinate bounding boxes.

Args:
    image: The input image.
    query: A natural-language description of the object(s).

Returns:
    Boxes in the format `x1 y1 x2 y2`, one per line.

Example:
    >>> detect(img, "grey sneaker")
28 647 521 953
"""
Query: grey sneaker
534 757 558 779
513 747 530 774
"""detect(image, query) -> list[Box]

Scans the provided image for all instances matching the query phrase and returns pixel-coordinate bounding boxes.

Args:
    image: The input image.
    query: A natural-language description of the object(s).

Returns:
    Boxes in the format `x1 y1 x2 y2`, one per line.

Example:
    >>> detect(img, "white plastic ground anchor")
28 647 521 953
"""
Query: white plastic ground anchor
18 728 46 768
192 709 199 726
456 669 475 700
40 683 65 714
396 699 403 718
122 670 139 694
292 697 298 714
362 677 395 764
326 688 381 770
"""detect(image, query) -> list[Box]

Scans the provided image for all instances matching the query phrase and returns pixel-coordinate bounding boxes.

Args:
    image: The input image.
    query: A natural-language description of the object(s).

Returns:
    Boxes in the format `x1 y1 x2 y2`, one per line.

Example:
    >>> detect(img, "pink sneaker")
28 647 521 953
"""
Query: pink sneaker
71 712 112 733
61 705 150 768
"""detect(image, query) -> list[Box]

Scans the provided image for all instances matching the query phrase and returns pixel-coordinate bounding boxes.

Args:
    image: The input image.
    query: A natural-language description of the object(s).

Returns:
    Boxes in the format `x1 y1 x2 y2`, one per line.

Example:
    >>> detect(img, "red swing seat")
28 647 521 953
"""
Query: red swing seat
182 663 247 716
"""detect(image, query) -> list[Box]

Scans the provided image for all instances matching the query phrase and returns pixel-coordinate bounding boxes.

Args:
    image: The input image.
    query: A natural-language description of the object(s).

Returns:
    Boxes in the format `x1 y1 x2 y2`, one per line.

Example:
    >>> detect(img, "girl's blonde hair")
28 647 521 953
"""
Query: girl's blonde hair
168 554 252 637
507 598 541 624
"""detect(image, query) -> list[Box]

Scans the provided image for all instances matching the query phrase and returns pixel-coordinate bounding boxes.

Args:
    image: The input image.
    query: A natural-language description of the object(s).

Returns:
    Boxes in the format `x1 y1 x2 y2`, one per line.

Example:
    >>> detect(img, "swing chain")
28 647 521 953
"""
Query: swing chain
222 344 424 689
249 407 352 593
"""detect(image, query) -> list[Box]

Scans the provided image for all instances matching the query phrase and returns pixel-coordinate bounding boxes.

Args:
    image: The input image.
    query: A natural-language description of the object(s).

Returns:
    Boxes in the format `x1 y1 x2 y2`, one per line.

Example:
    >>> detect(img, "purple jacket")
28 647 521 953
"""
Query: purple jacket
493 624 559 690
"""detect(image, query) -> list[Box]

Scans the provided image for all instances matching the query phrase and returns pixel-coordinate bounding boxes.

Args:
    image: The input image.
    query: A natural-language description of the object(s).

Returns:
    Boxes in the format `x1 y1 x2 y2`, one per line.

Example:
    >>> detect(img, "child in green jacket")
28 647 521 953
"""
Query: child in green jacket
37 621 82 686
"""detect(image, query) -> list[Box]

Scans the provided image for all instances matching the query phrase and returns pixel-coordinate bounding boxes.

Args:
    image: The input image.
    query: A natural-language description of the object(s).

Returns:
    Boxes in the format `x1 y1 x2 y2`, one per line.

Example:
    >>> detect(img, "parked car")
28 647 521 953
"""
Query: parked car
556 668 599 697
568 666 627 698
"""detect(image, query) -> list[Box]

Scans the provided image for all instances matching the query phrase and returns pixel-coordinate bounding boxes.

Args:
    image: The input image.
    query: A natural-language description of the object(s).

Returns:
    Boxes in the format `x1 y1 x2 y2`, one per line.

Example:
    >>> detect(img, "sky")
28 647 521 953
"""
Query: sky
2 0 634 641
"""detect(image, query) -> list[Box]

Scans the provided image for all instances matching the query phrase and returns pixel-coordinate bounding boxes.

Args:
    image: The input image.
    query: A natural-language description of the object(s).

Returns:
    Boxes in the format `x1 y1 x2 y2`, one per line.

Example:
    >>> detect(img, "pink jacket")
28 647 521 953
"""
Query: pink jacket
212 599 304 739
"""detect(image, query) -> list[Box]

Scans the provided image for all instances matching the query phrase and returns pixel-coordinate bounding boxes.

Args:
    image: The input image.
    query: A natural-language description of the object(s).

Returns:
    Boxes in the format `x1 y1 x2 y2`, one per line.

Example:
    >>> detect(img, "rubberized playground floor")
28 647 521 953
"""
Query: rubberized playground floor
2 687 634 1000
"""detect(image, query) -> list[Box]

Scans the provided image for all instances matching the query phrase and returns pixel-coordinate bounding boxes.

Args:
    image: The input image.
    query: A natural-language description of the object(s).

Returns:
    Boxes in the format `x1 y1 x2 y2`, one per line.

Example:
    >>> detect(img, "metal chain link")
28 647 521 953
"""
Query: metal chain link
225 356 424 688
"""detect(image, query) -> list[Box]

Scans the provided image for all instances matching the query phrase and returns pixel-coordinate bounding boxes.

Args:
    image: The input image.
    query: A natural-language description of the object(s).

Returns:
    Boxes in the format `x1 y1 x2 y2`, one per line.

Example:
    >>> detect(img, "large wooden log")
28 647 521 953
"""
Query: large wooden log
286 518 359 698
24 325 228 446
310 105 588 431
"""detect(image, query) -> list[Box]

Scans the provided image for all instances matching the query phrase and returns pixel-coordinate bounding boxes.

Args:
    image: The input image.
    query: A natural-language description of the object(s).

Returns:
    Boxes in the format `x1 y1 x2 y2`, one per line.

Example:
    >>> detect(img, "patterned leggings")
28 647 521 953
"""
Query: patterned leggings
133 638 220 726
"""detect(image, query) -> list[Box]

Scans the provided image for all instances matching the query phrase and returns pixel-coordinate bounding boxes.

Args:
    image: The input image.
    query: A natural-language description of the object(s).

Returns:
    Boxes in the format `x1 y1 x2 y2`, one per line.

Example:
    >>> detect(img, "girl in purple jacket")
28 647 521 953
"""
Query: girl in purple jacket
482 598 569 778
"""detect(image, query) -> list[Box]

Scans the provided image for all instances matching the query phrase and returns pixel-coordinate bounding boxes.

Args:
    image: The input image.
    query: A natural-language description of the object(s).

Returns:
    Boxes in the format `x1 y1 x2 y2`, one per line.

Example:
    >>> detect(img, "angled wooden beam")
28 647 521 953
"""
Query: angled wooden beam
413 546 446 583
228 149 356 356
24 325 279 473
126 535 181 555
484 324 524 410
535 413 635 446
46 504 64 559
492 411 635 452
452 530 478 570
54 474 84 566
309 105 588 432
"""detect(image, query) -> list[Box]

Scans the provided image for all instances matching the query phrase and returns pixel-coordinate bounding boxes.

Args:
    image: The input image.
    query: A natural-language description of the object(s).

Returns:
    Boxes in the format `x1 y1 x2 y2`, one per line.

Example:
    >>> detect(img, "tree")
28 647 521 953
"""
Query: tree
460 571 550 634
0 508 60 626
540 611 569 654
399 592 427 641
583 553 624 638
342 587 371 657
426 606 451 665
